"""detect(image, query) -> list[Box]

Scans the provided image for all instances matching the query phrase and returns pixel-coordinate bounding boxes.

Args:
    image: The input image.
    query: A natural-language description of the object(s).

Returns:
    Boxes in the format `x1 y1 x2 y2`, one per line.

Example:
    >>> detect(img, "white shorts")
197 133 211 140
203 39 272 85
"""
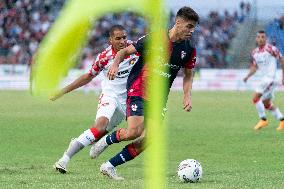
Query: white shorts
255 80 276 100
96 93 126 132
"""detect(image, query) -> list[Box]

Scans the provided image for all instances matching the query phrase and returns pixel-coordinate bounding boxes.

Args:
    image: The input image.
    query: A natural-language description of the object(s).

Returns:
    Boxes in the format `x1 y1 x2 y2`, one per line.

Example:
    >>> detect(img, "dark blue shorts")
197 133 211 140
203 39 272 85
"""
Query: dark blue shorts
126 96 144 117
126 96 167 119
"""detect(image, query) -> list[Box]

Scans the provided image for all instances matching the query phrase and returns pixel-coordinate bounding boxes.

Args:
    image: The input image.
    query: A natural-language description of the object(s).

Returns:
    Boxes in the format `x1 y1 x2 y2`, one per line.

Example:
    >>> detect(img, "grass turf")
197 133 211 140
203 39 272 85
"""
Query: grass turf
0 90 284 189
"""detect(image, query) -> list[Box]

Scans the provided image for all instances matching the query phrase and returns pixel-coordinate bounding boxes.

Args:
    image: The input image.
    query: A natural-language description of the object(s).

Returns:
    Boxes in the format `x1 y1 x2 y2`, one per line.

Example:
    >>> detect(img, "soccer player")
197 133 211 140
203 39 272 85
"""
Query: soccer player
90 7 199 179
243 30 284 131
52 25 139 173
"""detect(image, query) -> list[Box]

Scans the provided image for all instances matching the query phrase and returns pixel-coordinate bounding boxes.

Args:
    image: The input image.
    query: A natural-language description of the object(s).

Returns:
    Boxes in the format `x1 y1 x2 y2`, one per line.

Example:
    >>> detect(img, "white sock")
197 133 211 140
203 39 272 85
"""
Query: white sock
105 161 114 168
255 100 266 119
269 108 284 120
77 129 96 146
60 154 70 163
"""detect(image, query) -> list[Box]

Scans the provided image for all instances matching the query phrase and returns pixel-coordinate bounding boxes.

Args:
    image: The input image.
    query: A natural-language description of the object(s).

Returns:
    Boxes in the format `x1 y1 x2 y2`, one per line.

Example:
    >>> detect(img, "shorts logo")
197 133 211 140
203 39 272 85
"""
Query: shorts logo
131 104 138 112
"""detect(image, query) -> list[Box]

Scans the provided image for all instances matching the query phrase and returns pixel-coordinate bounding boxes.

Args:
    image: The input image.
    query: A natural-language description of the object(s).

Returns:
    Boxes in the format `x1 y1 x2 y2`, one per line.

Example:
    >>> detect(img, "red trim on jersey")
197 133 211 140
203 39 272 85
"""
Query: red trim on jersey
90 127 103 139
88 70 93 77
252 43 282 63
127 66 148 99
89 47 113 76
111 46 117 57
184 48 196 69
127 143 139 157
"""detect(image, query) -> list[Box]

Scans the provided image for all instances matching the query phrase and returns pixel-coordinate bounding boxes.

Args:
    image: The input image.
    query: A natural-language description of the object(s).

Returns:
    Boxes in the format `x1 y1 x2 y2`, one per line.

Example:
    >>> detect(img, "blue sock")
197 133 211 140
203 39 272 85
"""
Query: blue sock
105 130 120 145
109 144 137 167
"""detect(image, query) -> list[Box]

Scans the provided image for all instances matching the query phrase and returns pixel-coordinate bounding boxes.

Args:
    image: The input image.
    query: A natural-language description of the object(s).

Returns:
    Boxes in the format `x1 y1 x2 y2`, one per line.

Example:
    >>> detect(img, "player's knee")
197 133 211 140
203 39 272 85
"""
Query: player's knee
264 102 273 110
93 118 109 132
252 96 260 104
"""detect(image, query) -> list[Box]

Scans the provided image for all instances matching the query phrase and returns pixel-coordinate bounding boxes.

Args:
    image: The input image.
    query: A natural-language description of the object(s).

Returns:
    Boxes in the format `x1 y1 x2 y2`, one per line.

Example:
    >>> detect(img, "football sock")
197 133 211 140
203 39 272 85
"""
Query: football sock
65 140 84 159
109 143 139 167
269 108 284 120
105 129 121 145
60 154 70 163
77 128 103 146
255 100 266 119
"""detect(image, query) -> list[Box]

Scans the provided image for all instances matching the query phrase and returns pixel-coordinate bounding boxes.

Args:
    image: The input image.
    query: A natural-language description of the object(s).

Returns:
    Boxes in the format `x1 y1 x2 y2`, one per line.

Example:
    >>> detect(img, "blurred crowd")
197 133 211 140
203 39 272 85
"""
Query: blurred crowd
0 0 64 65
192 11 239 68
1 0 248 69
266 15 284 56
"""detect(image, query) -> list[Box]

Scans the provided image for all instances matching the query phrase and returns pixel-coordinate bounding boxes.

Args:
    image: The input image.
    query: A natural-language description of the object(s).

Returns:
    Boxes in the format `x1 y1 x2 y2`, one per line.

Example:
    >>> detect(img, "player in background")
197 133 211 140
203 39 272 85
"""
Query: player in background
243 30 284 131
90 7 199 180
51 25 139 173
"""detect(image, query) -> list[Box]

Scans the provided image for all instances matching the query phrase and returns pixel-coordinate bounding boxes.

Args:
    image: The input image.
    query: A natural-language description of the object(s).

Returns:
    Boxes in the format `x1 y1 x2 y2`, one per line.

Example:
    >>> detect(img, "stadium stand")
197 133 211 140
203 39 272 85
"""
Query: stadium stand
265 15 284 55
0 0 245 69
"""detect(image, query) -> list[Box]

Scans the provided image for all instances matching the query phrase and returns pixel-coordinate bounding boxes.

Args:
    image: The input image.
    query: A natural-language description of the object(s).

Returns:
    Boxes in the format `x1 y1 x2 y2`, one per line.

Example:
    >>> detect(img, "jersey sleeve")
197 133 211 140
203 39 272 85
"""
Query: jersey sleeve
88 55 100 76
271 45 283 59
88 52 110 76
133 35 147 55
184 48 196 69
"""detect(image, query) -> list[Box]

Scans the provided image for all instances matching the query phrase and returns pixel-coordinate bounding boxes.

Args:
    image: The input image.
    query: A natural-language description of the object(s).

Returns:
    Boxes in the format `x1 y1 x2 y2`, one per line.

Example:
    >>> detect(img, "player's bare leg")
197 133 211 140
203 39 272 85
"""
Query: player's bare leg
263 99 284 131
90 116 144 159
100 132 145 180
253 93 268 130
54 117 108 173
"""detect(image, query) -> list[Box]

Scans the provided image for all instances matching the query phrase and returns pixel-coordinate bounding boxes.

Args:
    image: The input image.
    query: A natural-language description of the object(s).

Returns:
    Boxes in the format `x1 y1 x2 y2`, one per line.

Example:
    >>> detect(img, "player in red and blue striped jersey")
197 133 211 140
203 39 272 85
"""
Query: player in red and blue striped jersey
90 7 199 180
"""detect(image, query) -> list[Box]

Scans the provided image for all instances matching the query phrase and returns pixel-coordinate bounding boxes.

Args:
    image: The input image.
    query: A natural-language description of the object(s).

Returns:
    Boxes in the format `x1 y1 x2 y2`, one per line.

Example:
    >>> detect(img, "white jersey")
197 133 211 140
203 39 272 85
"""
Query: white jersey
88 45 139 104
251 43 283 82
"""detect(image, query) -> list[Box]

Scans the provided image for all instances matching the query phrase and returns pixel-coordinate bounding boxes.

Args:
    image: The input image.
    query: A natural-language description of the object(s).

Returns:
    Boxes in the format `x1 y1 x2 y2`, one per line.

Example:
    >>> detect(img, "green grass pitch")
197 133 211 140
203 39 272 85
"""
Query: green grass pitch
1 90 284 189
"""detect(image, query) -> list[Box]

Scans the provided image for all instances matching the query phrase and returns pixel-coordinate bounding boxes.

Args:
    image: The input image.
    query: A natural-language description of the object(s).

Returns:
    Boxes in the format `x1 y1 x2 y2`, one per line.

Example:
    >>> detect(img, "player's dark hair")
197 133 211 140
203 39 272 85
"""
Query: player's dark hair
109 25 126 37
176 6 199 23
257 30 266 34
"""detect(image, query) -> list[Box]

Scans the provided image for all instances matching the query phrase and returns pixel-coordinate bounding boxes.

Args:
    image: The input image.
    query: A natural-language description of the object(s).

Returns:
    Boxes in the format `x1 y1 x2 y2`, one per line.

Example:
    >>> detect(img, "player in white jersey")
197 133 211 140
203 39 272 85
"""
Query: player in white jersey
243 30 284 131
51 25 139 173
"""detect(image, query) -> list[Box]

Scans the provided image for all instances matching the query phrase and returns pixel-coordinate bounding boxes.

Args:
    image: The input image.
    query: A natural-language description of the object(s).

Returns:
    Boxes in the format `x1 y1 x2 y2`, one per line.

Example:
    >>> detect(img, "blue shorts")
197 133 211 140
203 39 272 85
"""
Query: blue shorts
126 96 144 117
126 96 167 118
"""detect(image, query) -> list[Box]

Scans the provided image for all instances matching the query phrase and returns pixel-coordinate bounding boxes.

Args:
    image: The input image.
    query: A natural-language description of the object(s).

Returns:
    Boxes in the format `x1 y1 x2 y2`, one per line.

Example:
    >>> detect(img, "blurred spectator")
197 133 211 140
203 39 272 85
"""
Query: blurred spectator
239 1 251 23
189 10 239 68
266 15 284 56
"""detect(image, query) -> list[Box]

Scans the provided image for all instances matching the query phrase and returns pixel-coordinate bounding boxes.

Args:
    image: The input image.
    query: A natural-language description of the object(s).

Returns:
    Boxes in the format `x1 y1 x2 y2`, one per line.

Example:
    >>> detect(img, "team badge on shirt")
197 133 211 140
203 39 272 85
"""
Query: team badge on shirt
129 58 137 65
181 51 186 59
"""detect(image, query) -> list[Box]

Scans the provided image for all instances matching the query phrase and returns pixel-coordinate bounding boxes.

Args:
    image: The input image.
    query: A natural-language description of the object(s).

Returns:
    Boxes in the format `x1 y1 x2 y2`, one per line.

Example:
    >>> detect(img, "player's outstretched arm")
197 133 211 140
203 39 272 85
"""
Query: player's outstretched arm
108 45 137 80
50 73 94 101
280 57 284 85
183 68 193 112
243 64 257 82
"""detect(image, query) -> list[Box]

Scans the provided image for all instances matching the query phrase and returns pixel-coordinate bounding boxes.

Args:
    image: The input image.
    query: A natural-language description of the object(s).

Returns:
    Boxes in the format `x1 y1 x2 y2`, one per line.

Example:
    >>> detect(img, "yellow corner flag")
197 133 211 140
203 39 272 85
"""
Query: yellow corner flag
32 0 168 188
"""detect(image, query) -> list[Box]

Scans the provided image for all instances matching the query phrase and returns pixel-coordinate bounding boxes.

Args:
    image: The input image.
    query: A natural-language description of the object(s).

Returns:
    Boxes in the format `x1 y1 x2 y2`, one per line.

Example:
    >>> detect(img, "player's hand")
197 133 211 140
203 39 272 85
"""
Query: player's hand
107 64 119 80
49 91 64 101
243 76 248 83
183 95 192 112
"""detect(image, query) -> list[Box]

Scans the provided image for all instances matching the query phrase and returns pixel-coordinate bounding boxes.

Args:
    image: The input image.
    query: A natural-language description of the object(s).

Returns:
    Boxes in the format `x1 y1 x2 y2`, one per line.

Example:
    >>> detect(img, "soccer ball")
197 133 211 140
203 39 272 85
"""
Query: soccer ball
177 159 203 183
